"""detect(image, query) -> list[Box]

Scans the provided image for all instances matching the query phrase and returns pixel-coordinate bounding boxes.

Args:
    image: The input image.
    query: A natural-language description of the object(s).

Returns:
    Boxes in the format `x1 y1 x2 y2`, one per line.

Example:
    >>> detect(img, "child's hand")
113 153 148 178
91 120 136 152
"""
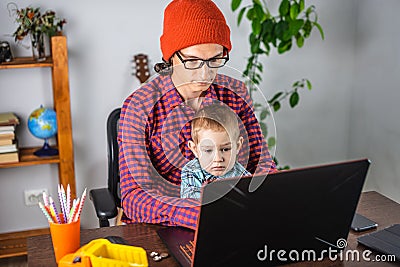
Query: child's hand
202 177 217 185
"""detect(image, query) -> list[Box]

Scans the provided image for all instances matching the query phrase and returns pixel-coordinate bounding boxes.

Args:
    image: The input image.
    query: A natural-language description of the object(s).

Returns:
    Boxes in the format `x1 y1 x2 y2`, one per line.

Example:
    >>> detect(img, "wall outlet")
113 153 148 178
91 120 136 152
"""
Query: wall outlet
24 188 48 206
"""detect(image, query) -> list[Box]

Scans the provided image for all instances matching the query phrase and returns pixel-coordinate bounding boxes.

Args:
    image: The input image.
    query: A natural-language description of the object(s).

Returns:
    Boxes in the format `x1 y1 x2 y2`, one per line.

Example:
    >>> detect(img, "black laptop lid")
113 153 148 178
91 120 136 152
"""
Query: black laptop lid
192 159 370 266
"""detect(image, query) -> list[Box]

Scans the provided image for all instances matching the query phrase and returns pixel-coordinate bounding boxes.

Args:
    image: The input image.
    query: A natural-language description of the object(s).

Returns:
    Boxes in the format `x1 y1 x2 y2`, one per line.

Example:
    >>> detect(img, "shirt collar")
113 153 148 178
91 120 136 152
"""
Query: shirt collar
154 74 226 112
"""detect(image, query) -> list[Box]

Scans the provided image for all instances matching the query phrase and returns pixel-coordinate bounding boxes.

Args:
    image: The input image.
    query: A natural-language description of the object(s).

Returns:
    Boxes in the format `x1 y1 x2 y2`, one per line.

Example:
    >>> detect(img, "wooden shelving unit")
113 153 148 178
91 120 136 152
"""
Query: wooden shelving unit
0 57 53 69
0 228 50 258
0 35 76 259
0 147 60 168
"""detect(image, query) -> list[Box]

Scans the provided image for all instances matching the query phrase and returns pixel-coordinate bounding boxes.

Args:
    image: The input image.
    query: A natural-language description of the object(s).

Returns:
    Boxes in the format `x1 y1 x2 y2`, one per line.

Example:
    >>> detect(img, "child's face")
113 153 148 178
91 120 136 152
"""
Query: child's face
188 129 243 176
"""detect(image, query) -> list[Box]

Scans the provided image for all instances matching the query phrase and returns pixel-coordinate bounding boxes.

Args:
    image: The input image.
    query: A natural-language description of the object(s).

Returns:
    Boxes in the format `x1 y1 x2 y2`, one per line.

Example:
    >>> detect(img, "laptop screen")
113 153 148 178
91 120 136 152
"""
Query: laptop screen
190 159 370 266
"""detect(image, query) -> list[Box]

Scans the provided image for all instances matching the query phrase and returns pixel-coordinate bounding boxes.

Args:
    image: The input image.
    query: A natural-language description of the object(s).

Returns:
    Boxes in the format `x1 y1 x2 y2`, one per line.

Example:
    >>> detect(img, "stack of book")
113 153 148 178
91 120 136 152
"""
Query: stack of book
0 112 20 164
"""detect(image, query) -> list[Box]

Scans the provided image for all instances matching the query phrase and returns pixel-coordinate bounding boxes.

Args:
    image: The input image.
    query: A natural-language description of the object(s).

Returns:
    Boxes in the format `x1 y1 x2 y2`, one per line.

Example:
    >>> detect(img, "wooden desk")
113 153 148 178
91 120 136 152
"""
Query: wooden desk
28 191 400 267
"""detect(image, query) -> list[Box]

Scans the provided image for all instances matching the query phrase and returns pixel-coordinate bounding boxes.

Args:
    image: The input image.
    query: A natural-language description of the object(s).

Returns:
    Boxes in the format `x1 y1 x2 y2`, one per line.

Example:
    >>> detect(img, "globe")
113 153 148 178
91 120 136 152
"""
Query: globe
28 106 58 156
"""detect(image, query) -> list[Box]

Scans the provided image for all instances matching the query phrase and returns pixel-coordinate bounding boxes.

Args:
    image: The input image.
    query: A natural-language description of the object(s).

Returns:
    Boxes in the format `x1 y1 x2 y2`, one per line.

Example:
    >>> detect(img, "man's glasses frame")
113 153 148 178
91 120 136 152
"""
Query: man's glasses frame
175 49 229 70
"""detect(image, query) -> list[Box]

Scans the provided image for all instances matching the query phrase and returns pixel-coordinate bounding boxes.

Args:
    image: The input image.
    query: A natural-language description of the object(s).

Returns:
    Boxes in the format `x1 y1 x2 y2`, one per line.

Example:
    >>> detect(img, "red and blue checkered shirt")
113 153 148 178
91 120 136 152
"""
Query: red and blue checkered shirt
119 73 276 229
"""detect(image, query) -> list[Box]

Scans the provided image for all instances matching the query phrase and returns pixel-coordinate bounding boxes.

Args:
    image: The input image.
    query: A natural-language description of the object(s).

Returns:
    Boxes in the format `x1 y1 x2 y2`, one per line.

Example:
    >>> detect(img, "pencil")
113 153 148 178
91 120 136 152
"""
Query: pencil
68 198 80 224
66 184 71 217
42 191 49 207
39 202 54 223
73 188 87 222
49 196 61 224
57 185 66 223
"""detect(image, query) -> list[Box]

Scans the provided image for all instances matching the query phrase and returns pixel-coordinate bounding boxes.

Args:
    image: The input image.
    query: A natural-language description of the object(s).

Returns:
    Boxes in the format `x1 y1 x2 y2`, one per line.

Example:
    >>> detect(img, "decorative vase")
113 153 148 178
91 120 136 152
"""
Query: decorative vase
30 32 46 61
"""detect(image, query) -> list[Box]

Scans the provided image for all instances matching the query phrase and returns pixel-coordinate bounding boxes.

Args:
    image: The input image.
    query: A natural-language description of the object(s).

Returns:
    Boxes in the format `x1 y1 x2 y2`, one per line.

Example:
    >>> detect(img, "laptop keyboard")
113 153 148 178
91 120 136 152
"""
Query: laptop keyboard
179 240 195 261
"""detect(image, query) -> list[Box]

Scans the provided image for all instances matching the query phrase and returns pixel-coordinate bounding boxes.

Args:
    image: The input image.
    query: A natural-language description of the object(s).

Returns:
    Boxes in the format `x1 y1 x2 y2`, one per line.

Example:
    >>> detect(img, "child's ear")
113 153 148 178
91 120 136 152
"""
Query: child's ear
236 136 244 154
188 140 199 157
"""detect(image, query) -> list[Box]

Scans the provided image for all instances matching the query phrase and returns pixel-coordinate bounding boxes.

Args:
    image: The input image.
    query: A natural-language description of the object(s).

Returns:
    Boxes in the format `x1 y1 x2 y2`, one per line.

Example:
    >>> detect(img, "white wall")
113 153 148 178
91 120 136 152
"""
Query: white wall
0 0 398 232
349 0 400 203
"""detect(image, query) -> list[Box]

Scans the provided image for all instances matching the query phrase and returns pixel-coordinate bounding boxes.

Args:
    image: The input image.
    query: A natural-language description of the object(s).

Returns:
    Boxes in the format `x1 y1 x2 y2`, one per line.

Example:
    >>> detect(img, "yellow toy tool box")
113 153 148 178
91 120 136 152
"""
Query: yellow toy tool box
58 239 148 267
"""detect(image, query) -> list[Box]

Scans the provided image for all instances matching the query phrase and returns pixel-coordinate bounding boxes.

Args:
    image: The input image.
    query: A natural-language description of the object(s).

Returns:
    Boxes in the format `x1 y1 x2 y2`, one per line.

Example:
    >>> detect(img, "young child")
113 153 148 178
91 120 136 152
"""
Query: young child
181 104 251 199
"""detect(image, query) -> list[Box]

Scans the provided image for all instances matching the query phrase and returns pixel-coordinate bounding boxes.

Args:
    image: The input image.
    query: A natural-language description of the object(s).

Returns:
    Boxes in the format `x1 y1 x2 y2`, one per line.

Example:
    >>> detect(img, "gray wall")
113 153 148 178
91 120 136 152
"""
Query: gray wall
0 0 399 232
349 0 400 202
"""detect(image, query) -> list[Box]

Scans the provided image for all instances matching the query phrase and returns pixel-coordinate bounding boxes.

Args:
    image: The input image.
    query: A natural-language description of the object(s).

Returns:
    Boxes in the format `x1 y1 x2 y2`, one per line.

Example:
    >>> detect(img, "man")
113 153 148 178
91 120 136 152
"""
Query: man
119 0 276 230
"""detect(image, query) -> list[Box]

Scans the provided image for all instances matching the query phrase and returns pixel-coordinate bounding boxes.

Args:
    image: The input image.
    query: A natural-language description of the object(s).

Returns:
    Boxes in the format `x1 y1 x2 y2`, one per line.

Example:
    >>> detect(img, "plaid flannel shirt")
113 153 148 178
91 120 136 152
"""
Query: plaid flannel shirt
119 73 276 230
181 158 251 199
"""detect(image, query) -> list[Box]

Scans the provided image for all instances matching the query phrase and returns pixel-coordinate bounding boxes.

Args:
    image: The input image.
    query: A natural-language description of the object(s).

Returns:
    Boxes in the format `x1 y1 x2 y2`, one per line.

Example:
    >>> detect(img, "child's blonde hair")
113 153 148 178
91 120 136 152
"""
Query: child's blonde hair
191 104 240 144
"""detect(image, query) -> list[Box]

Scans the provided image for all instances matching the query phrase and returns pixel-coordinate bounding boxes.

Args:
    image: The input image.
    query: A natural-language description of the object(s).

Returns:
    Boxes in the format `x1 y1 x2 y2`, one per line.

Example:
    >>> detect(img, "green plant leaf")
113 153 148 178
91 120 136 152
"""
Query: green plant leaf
245 56 253 71
255 73 262 82
306 79 312 90
237 7 247 26
261 19 276 47
299 0 305 12
303 20 312 38
272 156 279 166
231 0 242 11
290 19 304 36
251 74 260 85
269 91 283 103
275 20 290 41
296 33 304 47
268 136 276 147
313 21 325 40
246 7 255 20
251 39 261 54
306 5 315 17
262 42 271 55
278 39 292 54
262 18 274 35
254 3 266 21
290 3 299 20
279 0 290 16
249 32 257 43
260 122 268 136
260 109 269 120
256 63 263 72
292 81 300 88
289 91 299 108
252 19 262 35
273 101 281 112
250 85 258 91
279 165 291 170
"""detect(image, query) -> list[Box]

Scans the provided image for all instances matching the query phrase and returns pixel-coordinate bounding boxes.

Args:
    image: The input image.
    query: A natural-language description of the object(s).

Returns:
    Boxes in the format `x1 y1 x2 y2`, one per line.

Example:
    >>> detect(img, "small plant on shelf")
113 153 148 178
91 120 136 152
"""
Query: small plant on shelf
7 3 66 60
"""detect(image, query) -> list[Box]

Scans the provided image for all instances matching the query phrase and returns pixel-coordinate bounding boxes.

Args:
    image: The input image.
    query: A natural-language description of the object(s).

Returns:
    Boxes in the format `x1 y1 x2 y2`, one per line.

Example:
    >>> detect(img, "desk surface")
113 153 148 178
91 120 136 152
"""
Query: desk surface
28 191 400 267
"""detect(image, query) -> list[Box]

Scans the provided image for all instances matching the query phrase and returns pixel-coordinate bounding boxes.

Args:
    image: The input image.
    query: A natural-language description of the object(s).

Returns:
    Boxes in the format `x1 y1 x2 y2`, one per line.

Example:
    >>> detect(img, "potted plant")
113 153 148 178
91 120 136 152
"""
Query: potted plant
8 3 66 61
230 0 324 169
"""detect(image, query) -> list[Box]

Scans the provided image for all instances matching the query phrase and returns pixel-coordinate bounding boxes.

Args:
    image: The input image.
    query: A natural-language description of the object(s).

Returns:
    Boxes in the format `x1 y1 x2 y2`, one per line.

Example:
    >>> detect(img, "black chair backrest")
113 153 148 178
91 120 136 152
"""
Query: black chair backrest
107 108 121 208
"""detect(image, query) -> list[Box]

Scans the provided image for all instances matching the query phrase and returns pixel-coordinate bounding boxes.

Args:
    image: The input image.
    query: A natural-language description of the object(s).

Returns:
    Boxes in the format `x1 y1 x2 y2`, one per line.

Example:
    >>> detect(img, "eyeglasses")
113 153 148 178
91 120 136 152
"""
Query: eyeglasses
175 50 229 70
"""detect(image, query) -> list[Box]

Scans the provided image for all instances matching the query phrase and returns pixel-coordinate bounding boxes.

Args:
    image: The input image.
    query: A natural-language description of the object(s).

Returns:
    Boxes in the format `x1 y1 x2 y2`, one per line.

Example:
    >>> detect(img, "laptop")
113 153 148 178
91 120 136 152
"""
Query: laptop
158 158 370 266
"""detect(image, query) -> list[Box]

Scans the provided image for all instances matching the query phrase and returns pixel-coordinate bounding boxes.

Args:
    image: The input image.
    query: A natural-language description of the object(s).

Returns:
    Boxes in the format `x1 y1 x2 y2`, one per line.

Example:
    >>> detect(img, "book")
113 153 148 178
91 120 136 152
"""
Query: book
0 151 19 164
0 139 13 146
0 125 16 131
0 112 19 126
0 131 15 140
0 143 17 153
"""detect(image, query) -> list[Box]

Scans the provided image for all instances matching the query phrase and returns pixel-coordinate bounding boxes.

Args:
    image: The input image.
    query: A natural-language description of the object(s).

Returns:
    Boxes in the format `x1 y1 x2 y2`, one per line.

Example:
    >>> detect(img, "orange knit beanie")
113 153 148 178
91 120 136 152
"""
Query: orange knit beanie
160 0 231 61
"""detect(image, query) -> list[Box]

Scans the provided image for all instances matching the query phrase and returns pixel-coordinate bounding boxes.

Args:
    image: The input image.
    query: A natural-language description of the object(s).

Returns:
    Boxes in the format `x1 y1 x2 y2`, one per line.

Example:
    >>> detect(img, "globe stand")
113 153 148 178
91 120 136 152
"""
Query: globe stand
34 139 59 157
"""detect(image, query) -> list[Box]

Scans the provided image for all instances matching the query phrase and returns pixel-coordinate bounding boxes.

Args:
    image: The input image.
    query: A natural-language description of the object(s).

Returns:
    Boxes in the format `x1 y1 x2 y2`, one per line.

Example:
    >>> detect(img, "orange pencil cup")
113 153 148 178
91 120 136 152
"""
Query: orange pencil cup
49 218 81 263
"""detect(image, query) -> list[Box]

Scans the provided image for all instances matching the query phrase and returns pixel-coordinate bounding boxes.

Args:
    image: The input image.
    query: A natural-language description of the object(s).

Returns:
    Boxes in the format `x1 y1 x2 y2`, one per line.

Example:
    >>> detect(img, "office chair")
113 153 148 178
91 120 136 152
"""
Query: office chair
90 108 121 227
